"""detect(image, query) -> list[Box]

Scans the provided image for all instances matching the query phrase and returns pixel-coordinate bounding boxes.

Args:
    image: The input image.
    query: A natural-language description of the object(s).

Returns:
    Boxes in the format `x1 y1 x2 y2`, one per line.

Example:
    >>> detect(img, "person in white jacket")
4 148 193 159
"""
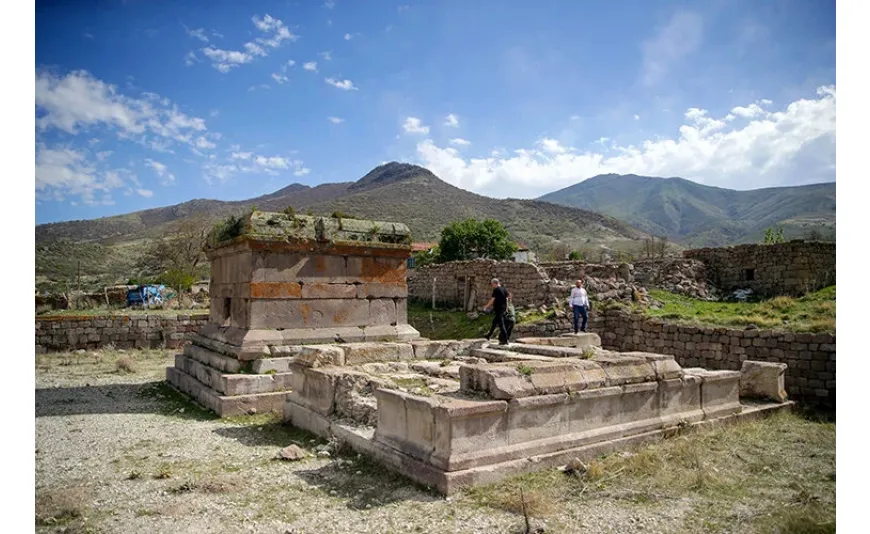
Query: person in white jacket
568 279 589 333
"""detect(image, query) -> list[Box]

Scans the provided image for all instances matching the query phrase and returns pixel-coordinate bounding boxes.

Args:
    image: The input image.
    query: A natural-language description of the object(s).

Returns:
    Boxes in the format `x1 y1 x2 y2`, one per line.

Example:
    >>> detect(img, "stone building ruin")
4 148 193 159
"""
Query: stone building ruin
166 212 793 494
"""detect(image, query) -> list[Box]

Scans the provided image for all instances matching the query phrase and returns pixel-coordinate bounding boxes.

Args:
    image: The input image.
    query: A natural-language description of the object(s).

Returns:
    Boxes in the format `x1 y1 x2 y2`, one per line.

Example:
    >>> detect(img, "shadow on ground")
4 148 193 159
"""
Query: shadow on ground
35 381 216 421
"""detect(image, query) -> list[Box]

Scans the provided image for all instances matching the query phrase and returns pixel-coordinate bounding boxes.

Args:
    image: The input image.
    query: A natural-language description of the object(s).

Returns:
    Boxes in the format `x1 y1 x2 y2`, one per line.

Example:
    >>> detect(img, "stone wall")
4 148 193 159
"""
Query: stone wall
408 260 551 310
35 314 209 353
599 308 834 404
537 261 632 283
683 240 835 297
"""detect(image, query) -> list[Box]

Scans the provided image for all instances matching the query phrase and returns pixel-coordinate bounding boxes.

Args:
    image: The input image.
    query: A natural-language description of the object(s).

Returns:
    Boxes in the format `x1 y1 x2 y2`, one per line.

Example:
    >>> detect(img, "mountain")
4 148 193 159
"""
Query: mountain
35 163 647 291
538 174 836 247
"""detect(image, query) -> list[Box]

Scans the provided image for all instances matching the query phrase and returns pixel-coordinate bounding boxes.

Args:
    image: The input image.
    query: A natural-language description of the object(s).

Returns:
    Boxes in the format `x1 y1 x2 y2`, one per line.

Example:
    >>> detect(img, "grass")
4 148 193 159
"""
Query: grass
643 285 836 333
35 486 92 526
115 355 136 374
407 300 492 340
465 410 835 533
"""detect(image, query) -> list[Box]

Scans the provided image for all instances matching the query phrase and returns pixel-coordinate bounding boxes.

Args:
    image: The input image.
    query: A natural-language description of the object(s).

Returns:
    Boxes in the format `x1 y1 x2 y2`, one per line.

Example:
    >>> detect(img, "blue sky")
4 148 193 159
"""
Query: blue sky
35 0 836 224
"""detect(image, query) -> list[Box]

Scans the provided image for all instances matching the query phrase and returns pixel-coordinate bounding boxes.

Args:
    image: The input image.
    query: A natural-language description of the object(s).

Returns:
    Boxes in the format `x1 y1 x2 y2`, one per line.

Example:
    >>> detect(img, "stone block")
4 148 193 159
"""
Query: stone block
248 299 371 329
432 396 509 464
506 393 569 444
740 360 787 402
368 299 398 326
294 345 346 368
339 342 415 365
252 252 347 283
357 282 408 299
301 282 358 299
286 365 337 415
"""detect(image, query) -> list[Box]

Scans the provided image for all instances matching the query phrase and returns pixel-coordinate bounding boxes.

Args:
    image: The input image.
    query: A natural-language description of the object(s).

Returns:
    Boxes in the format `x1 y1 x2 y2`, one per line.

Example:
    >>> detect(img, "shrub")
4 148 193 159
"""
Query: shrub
116 355 136 374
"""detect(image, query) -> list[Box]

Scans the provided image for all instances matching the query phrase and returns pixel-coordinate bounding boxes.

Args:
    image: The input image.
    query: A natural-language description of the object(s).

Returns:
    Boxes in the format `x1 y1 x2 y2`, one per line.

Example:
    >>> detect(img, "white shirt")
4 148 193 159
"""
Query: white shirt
569 287 589 307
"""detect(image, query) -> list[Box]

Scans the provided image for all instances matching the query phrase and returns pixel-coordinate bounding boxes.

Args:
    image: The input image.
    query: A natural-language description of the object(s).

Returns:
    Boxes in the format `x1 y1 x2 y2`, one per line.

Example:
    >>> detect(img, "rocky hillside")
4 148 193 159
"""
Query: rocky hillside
538 174 836 247
35 163 648 291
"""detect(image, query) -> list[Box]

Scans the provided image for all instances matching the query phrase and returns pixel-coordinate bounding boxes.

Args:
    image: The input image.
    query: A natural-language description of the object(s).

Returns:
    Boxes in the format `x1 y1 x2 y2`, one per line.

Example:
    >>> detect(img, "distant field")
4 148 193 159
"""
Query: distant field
644 286 836 333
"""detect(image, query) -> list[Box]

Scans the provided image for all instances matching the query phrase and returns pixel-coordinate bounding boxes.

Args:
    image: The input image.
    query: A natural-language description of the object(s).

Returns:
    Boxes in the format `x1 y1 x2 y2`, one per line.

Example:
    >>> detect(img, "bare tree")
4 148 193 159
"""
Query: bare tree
656 235 668 258
135 216 211 290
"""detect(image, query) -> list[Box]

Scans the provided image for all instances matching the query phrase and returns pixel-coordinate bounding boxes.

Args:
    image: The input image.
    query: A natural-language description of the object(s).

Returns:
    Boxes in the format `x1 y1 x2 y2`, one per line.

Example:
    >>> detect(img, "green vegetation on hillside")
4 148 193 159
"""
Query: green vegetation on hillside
539 173 836 246
643 286 836 333
436 218 517 262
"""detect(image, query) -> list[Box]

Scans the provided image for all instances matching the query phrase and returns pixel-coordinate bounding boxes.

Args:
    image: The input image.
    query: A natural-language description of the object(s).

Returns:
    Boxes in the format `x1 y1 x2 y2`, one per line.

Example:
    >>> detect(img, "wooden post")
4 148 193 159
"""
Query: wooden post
432 277 436 310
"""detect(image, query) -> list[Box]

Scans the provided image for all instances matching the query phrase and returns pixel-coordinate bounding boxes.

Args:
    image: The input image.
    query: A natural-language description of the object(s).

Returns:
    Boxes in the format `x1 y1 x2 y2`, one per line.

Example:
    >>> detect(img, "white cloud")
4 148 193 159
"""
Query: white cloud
444 113 460 127
731 99 774 119
231 152 252 160
641 11 704 87
328 116 344 124
145 158 176 185
398 4 410 11
402 117 429 134
35 145 126 205
303 61 318 72
415 86 836 196
35 70 207 153
201 15 297 72
344 33 353 40
247 84 271 92
185 27 209 43
324 1 335 8
96 150 113 161
449 138 470 146
319 51 332 61
137 188 154 198
271 73 289 84
254 155 291 169
184 51 199 66
195 136 216 150
634 114 640 120
294 168 311 176
281 60 296 72
325 77 357 90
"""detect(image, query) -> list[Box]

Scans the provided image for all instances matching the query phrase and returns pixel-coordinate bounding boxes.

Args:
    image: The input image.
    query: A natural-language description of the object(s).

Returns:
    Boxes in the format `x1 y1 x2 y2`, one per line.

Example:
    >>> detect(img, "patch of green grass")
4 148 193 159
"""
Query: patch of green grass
516 364 534 376
464 410 835 531
392 377 435 396
407 300 491 340
643 285 835 333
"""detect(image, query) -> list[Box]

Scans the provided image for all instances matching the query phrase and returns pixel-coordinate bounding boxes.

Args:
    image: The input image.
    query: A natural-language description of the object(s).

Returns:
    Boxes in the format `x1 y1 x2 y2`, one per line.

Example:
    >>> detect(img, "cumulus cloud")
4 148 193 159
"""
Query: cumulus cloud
35 145 126 205
344 33 353 40
325 77 357 90
449 138 470 146
402 117 429 134
185 27 209 43
137 188 154 198
271 73 289 84
444 113 459 127
328 116 344 123
35 70 208 152
201 14 297 72
145 158 176 185
415 86 836 197
303 61 318 72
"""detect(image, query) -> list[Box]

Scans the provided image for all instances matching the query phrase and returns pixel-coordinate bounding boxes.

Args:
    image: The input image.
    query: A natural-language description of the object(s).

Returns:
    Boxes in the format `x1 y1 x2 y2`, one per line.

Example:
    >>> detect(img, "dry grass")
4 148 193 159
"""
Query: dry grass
115 355 136 374
466 410 835 531
35 486 91 526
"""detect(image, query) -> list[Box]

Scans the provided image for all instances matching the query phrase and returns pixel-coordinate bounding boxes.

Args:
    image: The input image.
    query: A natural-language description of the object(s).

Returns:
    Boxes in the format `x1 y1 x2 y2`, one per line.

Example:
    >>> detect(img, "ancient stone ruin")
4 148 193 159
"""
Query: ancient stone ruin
166 211 420 416
168 212 793 494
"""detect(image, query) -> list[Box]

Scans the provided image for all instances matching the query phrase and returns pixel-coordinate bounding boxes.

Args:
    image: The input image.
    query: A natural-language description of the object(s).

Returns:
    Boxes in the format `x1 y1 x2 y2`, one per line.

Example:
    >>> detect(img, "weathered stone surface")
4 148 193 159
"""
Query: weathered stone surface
294 345 346 368
278 444 307 461
740 360 788 402
338 342 415 365
460 360 606 399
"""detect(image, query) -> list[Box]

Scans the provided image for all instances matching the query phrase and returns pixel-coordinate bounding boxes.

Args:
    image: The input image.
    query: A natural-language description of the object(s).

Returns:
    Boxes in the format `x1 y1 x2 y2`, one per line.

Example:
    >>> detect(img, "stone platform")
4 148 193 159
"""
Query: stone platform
282 332 792 494
166 211 421 416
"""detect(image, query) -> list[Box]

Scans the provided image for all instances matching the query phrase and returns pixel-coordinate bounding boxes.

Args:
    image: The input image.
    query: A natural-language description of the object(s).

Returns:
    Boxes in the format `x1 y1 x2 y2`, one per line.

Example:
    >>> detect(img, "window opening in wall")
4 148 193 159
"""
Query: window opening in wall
744 268 755 281
222 298 231 326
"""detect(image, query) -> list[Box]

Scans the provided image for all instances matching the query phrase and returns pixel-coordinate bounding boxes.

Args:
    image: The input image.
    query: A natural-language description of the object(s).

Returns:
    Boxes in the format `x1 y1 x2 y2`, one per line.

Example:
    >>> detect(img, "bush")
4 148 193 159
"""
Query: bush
568 250 582 261
158 270 196 292
208 214 246 246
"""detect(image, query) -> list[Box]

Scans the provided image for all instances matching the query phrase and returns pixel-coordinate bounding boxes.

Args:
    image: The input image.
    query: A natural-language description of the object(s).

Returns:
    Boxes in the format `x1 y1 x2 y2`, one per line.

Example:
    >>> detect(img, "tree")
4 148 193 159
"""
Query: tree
135 217 211 291
656 235 668 258
763 226 785 244
436 218 517 263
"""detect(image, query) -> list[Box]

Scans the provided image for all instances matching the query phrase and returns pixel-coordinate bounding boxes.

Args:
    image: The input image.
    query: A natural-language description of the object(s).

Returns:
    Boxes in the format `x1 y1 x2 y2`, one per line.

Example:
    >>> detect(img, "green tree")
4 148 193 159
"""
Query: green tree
568 250 582 261
763 226 785 244
436 218 517 262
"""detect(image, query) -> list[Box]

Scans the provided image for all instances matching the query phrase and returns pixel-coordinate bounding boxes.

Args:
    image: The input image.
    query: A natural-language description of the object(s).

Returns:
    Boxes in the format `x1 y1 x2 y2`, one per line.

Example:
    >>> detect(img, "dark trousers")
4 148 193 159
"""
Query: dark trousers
504 319 515 343
486 310 509 344
573 305 588 333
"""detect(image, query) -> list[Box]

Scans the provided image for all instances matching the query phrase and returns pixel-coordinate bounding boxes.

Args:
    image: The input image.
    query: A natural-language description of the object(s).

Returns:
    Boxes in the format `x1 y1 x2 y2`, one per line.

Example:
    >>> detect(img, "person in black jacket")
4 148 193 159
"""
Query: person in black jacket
483 278 509 345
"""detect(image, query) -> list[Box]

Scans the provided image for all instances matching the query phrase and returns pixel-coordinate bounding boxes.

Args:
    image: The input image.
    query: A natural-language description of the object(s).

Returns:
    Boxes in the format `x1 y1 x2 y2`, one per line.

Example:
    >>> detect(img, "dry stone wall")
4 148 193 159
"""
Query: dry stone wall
683 240 835 297
35 314 209 353
407 260 551 310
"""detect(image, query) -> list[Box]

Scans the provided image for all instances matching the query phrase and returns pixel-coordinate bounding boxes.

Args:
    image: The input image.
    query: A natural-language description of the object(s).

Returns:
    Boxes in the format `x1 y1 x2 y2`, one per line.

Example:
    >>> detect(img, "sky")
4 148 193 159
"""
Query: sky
34 0 836 224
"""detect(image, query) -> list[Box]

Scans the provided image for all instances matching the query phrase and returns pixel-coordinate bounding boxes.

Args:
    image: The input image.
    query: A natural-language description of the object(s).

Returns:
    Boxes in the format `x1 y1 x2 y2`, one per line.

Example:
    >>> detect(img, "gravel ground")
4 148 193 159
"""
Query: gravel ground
35 350 832 534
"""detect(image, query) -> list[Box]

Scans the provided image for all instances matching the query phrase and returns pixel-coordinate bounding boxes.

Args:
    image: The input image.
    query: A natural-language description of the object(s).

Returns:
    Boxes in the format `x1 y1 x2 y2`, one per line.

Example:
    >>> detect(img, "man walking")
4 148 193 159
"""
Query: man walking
503 291 517 344
569 279 589 333
483 278 509 345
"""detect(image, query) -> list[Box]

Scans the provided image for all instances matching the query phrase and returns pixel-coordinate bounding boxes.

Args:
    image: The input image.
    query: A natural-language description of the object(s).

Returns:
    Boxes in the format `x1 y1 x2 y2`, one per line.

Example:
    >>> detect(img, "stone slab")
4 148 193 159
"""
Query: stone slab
740 360 788 402
166 367 289 417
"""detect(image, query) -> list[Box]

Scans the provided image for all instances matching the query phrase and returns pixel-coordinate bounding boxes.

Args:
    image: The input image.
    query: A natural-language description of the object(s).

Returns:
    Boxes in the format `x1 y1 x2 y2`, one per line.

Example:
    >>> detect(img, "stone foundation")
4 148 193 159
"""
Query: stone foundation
282 333 792 495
